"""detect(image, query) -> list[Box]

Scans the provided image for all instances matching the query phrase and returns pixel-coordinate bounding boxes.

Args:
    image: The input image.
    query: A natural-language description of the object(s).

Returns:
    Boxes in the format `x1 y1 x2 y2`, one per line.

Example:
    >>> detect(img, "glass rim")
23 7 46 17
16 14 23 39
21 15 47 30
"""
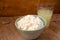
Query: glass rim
37 4 54 10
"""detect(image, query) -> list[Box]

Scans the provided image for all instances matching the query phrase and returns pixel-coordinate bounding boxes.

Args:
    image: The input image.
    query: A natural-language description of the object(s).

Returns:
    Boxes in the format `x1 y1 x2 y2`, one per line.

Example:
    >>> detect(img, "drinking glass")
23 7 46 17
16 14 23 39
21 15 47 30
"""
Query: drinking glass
37 5 54 27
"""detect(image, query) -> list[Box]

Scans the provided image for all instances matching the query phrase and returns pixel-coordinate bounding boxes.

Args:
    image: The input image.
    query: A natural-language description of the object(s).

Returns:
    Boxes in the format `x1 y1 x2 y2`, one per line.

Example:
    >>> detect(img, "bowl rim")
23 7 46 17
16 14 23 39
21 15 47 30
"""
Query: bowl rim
15 15 46 31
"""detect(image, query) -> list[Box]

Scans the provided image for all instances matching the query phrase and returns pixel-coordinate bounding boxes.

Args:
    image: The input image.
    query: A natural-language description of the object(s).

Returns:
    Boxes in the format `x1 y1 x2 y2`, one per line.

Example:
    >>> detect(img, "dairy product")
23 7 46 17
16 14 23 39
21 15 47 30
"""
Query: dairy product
17 15 44 31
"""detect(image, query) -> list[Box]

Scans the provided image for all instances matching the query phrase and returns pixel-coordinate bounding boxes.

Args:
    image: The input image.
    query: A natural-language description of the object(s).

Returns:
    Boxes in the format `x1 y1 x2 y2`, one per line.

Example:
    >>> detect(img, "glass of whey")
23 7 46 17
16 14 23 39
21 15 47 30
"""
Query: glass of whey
15 15 46 39
37 5 54 27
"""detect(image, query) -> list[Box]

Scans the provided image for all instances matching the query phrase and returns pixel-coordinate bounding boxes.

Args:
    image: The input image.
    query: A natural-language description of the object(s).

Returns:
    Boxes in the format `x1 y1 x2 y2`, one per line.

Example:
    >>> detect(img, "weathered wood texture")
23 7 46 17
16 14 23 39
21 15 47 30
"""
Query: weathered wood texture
0 14 60 40
0 0 57 16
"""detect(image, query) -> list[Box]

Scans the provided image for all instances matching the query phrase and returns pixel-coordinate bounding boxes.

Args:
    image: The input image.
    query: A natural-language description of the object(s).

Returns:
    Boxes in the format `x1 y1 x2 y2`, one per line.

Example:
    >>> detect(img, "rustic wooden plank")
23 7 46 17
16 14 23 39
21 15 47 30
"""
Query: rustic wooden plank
0 14 60 40
0 0 57 16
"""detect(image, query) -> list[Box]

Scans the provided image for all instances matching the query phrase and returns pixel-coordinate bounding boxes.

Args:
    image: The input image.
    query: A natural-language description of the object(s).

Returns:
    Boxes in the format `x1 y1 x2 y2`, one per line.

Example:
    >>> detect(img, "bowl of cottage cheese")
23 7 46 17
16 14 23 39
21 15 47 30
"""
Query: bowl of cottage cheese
15 15 46 39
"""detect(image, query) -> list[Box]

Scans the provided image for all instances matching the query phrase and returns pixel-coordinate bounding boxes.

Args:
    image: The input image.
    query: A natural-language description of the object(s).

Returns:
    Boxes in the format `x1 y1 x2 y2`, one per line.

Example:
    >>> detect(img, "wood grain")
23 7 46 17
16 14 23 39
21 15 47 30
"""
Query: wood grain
0 0 57 16
0 14 60 40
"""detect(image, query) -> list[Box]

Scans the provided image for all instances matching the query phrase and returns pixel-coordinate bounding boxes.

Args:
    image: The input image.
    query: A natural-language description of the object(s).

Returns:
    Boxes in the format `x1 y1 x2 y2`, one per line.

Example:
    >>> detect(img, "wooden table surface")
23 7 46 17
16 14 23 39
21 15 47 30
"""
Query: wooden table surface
0 14 60 40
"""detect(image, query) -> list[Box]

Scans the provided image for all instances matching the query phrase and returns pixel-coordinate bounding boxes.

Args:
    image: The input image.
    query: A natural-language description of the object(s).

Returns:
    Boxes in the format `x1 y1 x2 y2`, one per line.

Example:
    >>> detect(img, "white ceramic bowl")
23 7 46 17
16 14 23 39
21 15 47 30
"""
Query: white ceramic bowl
15 15 46 39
